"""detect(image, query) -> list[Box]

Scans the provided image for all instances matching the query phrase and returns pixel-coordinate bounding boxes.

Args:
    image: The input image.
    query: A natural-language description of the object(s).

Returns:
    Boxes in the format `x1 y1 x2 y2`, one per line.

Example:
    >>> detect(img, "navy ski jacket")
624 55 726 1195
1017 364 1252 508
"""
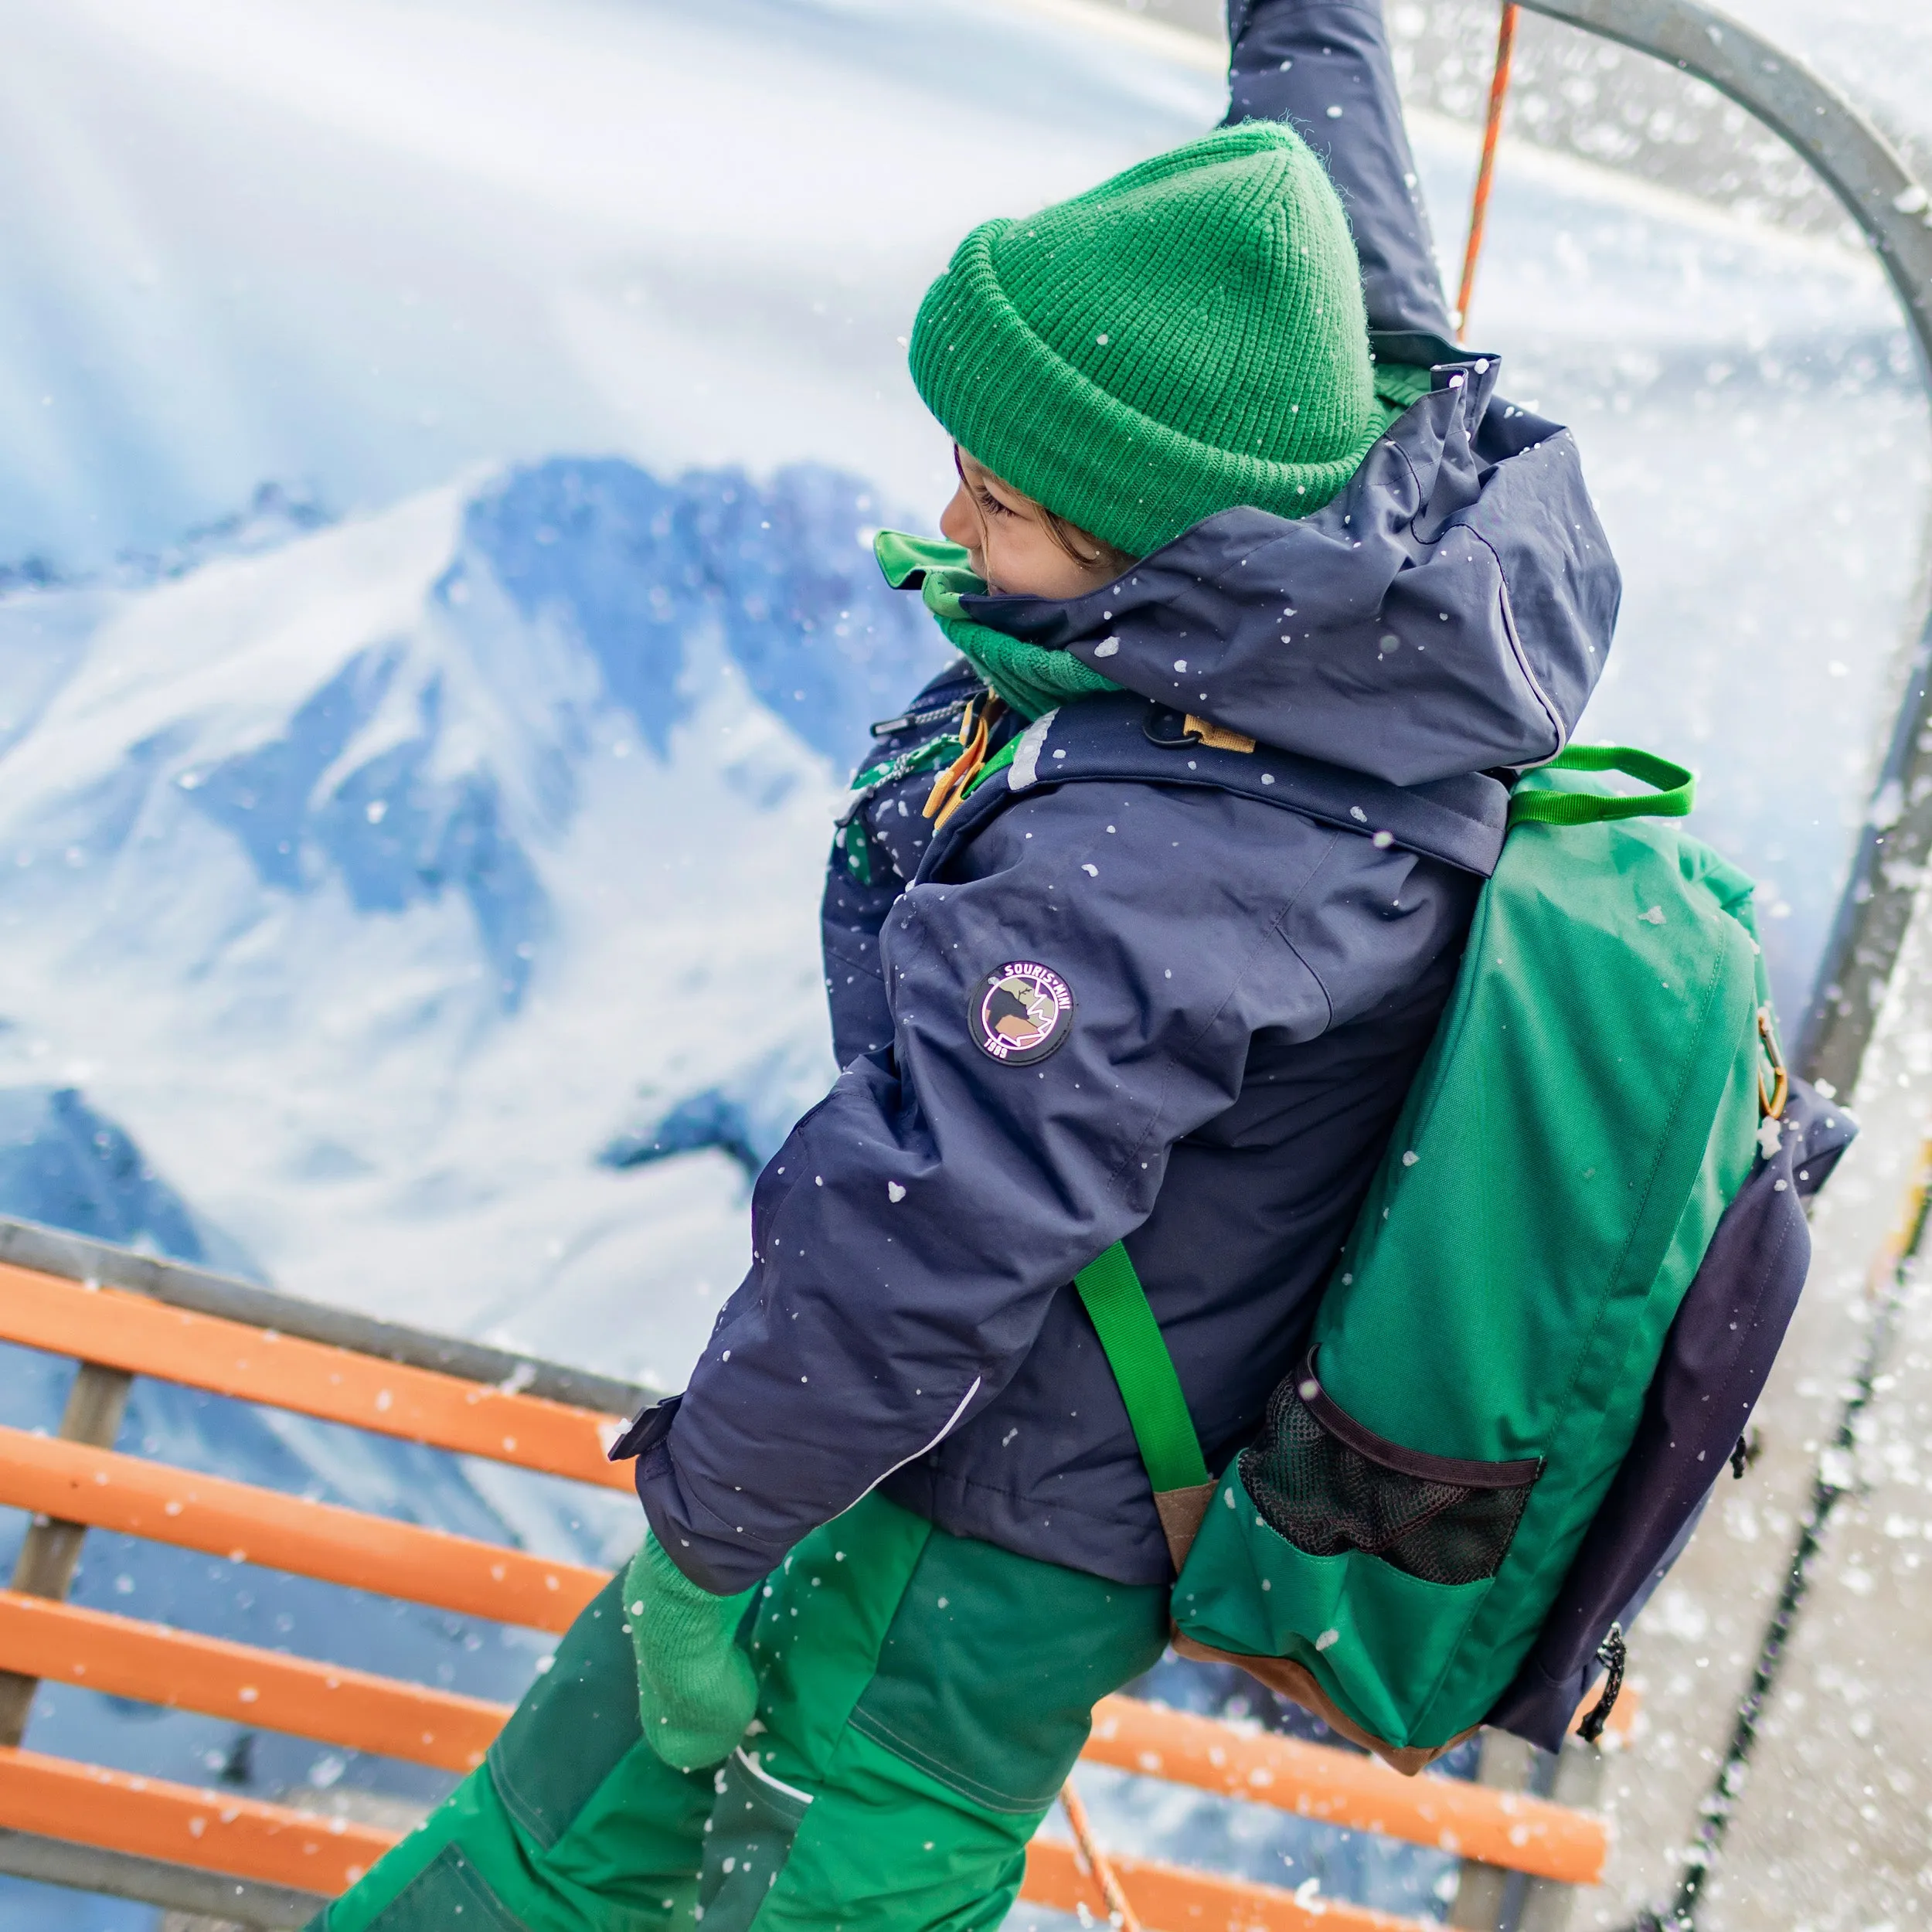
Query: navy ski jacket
622 0 1621 1594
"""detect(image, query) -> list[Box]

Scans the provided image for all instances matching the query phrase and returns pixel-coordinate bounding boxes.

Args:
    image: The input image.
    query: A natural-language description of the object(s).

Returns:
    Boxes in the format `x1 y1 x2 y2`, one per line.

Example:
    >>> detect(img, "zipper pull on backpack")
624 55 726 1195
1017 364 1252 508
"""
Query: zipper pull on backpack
1577 1624 1626 1743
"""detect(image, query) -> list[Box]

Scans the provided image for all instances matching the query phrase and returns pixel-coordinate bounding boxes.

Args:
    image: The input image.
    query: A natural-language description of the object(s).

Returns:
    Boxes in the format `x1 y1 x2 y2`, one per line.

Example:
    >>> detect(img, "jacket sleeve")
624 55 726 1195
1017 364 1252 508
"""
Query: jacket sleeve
1224 0 1455 339
635 780 1358 1590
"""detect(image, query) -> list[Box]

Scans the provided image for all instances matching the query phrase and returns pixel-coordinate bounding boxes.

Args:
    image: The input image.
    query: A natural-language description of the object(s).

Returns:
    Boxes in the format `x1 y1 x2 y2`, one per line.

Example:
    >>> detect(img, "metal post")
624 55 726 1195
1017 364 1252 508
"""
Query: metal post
0 1361 134 1746
1451 1730 1545 1932
1519 1740 1606 1932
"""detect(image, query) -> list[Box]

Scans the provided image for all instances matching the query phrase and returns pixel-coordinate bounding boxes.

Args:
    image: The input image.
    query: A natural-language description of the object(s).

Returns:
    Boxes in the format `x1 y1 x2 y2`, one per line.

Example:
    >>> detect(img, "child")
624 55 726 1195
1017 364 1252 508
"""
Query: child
315 2 1617 1926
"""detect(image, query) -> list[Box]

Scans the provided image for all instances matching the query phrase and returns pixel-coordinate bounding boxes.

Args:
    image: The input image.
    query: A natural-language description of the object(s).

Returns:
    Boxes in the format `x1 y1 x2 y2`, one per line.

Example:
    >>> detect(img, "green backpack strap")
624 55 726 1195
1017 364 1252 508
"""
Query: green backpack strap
1073 1242 1216 1572
1509 745 1695 827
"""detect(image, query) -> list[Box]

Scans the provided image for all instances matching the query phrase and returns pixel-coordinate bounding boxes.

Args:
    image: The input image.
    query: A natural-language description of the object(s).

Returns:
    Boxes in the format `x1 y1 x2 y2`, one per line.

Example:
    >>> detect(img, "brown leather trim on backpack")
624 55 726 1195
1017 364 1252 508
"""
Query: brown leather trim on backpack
1154 1464 1474 1773
1167 1632 1479 1777
1153 1482 1216 1572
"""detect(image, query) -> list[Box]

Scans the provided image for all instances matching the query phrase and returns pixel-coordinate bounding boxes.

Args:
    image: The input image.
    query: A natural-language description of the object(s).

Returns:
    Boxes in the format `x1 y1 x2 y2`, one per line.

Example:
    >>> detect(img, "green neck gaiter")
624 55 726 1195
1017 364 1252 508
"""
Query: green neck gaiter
874 530 1114 722
876 363 1438 723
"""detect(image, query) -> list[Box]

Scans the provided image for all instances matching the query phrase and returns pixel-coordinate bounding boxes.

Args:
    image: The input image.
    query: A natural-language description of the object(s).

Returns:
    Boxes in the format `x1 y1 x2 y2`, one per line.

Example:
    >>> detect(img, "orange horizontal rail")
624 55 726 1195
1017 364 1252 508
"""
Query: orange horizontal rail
0 1423 606 1634
0 1597 1609 1889
0 1260 632 1492
1087 1696 1609 1885
0 1746 391 1897
0 1744 1434 1931
1024 1836 1426 1932
0 1590 508 1774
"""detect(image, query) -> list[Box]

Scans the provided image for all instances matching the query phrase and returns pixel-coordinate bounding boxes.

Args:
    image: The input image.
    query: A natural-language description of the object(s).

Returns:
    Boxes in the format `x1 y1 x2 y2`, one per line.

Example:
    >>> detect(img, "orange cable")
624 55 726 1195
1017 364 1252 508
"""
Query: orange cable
1058 1777 1141 1932
1454 2 1519 341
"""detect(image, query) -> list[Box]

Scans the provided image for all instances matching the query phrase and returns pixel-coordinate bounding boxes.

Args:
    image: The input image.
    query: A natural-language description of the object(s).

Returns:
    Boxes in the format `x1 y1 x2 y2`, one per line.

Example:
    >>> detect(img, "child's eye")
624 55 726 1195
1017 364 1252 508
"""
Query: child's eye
977 488 1015 519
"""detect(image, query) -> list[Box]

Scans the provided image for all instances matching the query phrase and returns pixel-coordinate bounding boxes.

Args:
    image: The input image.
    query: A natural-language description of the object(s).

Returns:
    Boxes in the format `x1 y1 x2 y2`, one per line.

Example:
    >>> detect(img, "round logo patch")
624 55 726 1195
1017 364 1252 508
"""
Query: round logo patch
971 961 1076 1066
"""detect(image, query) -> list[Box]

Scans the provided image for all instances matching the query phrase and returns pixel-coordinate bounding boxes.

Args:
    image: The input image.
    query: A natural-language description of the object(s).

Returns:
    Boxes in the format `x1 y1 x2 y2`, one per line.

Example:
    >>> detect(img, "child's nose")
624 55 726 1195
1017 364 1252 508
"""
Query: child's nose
939 482 981 556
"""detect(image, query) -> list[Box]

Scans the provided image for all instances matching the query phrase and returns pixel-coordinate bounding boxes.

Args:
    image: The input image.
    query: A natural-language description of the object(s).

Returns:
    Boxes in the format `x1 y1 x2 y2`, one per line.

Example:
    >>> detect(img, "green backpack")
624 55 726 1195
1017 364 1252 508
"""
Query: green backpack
1073 748 1769 1767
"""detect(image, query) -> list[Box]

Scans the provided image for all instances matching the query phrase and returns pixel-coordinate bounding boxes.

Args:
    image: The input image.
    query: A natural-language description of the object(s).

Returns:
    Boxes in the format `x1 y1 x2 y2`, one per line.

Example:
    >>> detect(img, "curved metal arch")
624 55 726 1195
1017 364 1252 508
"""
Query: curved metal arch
1465 15 1932 1927
1522 0 1932 370
1518 0 1932 1097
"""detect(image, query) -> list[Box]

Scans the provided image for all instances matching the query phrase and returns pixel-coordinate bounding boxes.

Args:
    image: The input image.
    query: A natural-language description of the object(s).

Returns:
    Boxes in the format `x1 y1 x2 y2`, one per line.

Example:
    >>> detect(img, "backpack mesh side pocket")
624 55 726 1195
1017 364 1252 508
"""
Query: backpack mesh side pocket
1238 1355 1540 1587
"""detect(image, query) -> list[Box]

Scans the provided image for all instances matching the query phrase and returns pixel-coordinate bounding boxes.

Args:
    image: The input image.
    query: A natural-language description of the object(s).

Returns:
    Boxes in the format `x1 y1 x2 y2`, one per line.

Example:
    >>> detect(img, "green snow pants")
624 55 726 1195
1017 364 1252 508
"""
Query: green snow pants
311 1494 1168 1932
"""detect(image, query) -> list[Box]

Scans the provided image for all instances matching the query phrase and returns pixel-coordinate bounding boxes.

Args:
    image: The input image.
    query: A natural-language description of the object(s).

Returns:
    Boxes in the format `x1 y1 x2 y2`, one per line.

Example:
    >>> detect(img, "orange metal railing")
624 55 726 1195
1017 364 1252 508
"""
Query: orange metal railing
0 1236 1616 1927
1085 1695 1606 1883
0 1423 603 1632
0 1591 506 1773
0 1260 631 1490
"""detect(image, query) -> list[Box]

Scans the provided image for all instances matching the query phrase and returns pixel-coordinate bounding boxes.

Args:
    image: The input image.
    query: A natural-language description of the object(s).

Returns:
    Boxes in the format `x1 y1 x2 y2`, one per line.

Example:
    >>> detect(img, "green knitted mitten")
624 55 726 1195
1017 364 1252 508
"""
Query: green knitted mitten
624 1534 760 1770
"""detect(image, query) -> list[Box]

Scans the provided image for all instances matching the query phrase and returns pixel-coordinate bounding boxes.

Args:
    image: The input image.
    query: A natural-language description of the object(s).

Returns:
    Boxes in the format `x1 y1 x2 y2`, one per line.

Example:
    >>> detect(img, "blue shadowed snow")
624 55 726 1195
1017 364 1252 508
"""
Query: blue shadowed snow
600 1039 840 1184
452 459 702 762
0 1087 257 1281
603 1087 765 1181
0 485 334 602
186 651 550 1012
185 647 401 893
686 464 938 770
456 457 942 772
23 454 943 1024
32 729 192 883
313 705 549 1012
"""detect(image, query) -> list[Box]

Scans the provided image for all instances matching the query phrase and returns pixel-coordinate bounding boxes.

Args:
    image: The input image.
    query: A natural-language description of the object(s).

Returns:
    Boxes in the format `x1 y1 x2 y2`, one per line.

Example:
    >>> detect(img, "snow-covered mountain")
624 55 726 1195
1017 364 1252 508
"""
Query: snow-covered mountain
0 456 945 1389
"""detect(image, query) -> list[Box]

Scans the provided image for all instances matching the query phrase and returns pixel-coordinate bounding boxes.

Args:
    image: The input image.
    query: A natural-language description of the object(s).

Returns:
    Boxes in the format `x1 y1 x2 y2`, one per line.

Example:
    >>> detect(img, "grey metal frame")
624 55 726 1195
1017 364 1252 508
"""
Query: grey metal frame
1515 0 1932 1097
1461 12 1932 1928
0 1831 322 1929
1457 15 1932 1930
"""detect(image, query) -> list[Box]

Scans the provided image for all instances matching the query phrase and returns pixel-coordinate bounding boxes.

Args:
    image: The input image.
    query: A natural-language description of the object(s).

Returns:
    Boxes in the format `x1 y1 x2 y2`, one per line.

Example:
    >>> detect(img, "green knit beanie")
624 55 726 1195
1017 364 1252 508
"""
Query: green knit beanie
910 121 1389 560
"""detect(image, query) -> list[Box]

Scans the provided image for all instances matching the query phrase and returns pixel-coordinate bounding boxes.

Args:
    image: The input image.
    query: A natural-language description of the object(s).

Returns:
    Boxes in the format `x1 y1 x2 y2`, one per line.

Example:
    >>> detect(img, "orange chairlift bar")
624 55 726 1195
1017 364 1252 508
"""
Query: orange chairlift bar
0 1743 1434 1932
0 1583 1611 1882
0 1590 507 1775
0 1226 1617 1920
0 1261 634 1493
0 1423 606 1634
1023 1834 1430 1932
1087 1695 1608 1886
0 1746 394 1898
0 1247 1615 1886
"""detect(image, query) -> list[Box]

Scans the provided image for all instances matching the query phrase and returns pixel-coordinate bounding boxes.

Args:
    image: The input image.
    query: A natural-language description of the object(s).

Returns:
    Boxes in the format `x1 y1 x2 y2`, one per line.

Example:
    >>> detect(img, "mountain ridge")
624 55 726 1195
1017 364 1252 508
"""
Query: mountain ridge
0 453 948 1391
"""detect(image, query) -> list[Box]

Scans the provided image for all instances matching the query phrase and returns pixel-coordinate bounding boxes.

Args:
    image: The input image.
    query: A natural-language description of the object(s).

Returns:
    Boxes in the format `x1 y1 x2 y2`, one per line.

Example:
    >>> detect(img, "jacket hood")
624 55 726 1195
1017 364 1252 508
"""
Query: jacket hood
961 346 1619 790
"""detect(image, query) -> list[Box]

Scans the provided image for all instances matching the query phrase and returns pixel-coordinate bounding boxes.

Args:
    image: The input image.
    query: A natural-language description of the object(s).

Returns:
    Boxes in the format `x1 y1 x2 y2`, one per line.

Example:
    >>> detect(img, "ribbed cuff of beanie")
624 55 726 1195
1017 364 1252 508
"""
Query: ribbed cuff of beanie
908 121 1392 558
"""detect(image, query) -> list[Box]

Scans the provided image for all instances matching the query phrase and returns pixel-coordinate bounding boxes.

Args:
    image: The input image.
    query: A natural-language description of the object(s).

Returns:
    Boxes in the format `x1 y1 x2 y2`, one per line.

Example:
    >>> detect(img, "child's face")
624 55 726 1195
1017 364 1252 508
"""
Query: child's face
940 447 1121 601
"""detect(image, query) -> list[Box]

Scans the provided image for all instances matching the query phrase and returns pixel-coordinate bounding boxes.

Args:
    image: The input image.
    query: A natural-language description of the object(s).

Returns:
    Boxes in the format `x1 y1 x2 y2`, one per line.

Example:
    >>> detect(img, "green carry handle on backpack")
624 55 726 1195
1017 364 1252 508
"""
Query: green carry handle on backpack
1073 746 1769 1769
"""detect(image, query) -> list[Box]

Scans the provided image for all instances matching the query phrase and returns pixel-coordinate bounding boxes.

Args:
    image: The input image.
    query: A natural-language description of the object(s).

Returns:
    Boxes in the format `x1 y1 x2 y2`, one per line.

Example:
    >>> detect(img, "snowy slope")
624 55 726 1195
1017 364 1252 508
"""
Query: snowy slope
0 457 944 1389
